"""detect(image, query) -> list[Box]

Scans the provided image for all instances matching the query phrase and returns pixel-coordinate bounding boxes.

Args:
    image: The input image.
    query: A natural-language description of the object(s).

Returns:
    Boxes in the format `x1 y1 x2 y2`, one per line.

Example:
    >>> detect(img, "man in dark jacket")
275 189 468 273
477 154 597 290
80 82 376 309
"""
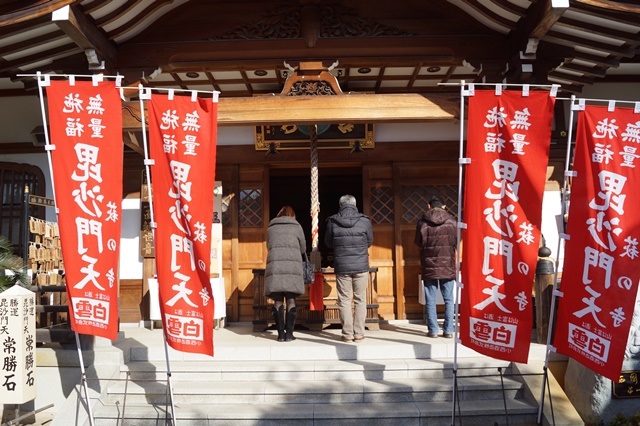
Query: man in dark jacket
415 195 457 338
325 194 373 343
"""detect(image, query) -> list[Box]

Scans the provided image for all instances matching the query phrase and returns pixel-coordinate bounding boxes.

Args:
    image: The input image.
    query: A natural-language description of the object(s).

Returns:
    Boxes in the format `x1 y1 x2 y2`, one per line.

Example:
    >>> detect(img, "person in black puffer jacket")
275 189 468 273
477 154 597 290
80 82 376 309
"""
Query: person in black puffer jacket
325 194 373 343
415 195 457 339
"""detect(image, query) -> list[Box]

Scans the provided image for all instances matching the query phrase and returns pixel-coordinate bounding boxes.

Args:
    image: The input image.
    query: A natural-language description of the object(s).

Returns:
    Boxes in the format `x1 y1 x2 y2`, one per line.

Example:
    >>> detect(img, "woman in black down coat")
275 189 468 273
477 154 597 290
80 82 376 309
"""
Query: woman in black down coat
264 206 307 342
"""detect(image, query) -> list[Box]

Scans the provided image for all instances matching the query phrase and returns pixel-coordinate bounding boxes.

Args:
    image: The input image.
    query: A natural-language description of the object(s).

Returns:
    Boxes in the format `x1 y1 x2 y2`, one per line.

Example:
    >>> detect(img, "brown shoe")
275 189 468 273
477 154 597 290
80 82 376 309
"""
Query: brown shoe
427 332 438 338
443 333 453 339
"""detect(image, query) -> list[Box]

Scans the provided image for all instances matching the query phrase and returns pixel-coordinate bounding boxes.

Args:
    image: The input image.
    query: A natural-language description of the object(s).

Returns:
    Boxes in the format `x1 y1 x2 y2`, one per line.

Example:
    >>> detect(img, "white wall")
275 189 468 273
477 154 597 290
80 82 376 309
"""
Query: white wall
120 198 143 279
581 83 640 102
376 121 460 142
0 96 42 144
541 190 565 271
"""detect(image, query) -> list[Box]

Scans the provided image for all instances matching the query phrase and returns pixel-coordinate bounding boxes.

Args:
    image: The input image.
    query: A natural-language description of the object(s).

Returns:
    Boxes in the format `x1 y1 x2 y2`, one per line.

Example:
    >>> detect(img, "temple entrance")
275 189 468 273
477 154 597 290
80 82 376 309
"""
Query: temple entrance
269 166 363 268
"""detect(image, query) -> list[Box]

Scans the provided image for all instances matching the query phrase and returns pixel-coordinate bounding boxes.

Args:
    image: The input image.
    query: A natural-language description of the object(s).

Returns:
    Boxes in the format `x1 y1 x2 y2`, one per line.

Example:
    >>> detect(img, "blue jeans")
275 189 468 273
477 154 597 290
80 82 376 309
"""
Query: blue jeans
423 278 455 335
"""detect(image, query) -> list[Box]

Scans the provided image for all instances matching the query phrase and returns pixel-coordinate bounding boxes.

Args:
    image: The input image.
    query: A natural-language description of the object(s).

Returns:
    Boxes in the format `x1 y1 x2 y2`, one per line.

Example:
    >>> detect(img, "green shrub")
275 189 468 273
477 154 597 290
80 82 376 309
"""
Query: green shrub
0 235 29 292
608 413 639 426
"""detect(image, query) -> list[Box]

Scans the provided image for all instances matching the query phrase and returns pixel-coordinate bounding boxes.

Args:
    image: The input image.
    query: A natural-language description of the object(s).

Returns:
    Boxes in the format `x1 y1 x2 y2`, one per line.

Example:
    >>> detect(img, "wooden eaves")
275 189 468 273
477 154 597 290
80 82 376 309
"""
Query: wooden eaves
122 92 459 153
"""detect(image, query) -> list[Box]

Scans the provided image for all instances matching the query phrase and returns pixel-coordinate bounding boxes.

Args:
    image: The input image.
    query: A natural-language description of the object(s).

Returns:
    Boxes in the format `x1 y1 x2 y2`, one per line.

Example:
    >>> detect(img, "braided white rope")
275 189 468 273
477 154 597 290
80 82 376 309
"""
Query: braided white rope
310 125 319 252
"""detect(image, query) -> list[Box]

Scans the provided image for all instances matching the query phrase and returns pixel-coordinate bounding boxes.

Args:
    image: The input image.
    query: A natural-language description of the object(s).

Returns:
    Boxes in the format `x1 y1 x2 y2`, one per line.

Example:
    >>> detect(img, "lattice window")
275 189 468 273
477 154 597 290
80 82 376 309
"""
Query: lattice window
1 162 45 256
239 188 263 227
402 184 459 224
370 185 394 224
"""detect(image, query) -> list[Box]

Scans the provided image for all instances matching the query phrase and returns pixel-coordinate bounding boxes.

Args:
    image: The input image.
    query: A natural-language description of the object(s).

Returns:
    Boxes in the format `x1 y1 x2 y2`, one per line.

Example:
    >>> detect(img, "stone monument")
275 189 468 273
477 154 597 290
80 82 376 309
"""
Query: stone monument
564 293 640 423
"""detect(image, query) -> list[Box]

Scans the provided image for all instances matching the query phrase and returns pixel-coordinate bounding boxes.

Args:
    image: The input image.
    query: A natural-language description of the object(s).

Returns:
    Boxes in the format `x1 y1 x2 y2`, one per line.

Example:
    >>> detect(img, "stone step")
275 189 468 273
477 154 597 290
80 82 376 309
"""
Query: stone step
120 357 511 382
105 375 524 405
46 324 582 426
92 399 538 426
123 329 495 362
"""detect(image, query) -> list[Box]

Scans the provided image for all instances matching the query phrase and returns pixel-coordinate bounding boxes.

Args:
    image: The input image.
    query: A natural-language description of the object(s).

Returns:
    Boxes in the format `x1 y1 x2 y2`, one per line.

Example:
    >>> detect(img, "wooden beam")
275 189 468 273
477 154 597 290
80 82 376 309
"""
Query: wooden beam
557 17 640 44
530 0 568 39
544 30 637 58
52 5 117 67
220 93 458 125
0 0 75 27
123 130 144 155
116 35 505 73
122 93 459 130
457 0 517 31
574 0 640 14
560 63 607 78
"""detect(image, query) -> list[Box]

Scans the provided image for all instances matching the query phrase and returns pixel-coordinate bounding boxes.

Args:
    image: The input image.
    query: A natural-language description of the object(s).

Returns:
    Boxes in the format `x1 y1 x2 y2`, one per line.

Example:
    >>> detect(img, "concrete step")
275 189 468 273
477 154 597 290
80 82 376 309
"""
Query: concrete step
105 376 524 405
97 325 537 424
119 357 511 382
121 326 500 362
92 399 539 426
46 324 582 426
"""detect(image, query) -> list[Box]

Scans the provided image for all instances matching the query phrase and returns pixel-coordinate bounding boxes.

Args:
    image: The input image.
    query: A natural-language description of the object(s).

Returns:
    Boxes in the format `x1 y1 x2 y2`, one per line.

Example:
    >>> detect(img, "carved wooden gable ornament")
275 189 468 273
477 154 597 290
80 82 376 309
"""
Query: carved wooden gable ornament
255 61 374 151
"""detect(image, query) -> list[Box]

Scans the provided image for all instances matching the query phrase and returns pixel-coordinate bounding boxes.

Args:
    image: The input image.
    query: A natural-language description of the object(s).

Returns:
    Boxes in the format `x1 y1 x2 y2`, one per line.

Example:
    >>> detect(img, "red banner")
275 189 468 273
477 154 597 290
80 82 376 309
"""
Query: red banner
554 105 640 381
46 80 122 340
460 89 555 362
148 93 218 356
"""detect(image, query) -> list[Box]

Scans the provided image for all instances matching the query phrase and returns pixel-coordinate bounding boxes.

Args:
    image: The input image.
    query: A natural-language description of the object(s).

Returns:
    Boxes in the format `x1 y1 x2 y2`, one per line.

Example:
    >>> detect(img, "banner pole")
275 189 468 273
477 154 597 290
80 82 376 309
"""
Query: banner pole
161 333 177 426
37 70 96 423
74 332 95 426
138 87 177 426
537 94 576 423
35 72 59 213
451 79 467 426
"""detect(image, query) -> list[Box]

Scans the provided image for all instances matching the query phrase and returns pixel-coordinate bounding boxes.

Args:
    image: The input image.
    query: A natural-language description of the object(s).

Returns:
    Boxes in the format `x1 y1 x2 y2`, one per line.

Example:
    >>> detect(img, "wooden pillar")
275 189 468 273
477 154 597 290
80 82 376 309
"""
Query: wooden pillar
535 247 555 344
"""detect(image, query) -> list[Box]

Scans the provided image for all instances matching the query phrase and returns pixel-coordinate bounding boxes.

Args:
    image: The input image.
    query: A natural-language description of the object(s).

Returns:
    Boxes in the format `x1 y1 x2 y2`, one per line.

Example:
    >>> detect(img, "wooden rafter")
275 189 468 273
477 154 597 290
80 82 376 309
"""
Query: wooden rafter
556 17 640 44
487 0 527 18
100 0 178 41
544 31 637 58
571 52 620 68
0 28 66 57
548 70 594 85
0 0 638 100
573 0 640 13
455 0 517 32
477 0 568 87
0 15 49 39
0 0 76 27
204 72 222 93
571 1 640 26
52 5 117 68
0 43 80 74
117 35 502 71
559 63 607 78
529 0 568 39
93 0 146 28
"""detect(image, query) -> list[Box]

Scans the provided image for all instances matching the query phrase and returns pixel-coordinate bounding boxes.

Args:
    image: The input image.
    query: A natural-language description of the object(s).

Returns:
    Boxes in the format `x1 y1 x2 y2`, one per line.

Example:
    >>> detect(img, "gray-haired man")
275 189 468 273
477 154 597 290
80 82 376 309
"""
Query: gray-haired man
325 194 374 342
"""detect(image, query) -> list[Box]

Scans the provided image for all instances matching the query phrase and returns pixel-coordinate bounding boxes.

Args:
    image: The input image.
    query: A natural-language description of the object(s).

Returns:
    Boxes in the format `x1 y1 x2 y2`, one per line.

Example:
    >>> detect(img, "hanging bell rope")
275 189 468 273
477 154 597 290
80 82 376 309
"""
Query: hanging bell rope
310 124 320 253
